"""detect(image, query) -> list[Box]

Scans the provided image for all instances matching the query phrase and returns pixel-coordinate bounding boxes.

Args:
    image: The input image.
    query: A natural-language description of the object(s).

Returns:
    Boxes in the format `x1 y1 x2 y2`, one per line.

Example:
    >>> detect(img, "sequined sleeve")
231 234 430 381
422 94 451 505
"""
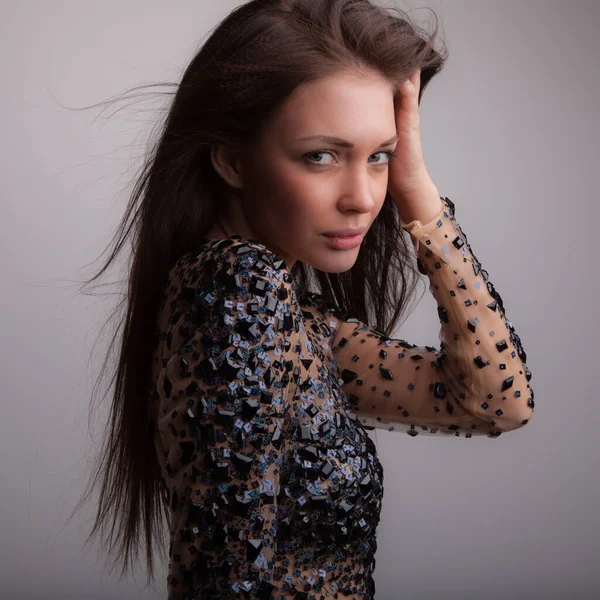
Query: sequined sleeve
304 197 534 438
153 238 302 599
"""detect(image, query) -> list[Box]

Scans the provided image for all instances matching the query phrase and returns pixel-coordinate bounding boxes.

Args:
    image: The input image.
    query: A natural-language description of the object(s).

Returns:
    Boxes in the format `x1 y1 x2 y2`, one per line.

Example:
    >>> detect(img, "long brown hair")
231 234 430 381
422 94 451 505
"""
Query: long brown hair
68 0 448 591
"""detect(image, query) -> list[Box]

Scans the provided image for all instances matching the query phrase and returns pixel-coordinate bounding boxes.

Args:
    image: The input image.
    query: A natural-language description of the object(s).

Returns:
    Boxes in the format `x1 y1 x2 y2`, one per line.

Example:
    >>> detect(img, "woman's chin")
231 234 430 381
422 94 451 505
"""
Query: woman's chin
304 248 360 273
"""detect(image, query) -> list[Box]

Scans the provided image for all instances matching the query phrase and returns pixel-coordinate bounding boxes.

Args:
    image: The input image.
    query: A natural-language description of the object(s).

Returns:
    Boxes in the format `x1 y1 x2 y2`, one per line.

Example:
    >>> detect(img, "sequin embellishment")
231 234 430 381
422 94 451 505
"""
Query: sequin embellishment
150 197 533 599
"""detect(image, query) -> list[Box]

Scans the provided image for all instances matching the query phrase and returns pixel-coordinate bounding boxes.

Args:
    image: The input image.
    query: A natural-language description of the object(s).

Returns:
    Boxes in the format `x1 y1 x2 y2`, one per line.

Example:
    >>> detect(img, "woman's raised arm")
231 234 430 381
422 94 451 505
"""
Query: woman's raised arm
302 197 534 438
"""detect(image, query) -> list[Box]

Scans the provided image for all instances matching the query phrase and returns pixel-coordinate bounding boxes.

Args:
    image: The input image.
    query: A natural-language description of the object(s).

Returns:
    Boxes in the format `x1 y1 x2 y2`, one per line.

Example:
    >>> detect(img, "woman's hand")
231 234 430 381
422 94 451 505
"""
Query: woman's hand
388 68 443 224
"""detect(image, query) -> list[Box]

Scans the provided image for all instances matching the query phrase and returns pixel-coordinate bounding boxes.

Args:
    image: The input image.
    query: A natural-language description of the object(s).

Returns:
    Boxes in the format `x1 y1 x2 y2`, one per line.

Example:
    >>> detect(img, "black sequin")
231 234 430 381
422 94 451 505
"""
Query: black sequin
150 197 534 599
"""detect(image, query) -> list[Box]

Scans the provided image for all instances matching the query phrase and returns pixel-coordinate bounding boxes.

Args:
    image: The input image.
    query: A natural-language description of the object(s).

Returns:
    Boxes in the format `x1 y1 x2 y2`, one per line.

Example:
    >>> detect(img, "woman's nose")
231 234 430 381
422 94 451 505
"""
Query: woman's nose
337 183 379 214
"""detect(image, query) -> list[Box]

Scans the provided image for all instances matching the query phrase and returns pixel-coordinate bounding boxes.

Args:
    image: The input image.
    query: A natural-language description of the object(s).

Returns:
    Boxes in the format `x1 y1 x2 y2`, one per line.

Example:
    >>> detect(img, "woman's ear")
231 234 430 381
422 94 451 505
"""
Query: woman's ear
210 145 244 190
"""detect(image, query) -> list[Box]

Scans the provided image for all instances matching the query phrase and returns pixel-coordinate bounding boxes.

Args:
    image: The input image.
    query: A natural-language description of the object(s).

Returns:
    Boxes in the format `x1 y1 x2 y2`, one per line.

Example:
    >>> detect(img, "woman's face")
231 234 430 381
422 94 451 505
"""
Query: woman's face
211 70 398 273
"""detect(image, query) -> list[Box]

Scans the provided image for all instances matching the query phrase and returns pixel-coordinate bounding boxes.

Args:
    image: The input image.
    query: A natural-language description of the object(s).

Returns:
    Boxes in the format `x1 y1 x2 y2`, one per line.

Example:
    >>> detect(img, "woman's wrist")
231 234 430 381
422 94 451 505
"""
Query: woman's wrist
397 185 444 227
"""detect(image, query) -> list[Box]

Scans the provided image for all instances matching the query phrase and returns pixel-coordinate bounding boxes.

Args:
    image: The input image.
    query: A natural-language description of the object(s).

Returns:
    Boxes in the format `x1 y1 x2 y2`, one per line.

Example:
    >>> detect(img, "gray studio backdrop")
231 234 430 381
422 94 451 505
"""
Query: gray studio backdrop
2 1 598 598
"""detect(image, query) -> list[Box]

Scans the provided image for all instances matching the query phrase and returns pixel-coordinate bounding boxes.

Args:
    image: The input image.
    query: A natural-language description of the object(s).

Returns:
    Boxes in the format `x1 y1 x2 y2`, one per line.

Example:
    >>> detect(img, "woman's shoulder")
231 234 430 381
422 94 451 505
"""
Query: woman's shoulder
165 235 295 316
156 235 300 353
173 235 289 280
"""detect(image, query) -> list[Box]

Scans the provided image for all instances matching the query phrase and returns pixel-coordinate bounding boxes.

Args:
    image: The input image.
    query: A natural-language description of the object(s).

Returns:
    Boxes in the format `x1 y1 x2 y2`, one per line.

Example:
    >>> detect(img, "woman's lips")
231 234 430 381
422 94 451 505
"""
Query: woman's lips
322 232 364 249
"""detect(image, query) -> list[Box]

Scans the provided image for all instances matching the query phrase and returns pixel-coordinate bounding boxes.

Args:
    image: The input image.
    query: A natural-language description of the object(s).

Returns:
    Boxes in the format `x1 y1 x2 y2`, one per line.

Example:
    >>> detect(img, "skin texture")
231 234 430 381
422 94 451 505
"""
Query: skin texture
208 69 399 272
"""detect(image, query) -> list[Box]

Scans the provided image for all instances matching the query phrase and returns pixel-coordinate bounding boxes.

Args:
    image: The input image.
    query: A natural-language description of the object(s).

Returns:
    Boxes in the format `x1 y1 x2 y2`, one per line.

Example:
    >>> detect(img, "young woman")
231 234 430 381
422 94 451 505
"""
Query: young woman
76 1 534 598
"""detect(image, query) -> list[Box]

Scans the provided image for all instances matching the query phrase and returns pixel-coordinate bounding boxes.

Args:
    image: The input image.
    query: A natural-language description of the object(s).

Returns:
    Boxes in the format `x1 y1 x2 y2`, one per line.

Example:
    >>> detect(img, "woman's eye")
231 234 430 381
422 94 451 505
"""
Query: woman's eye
304 150 396 165
304 151 334 164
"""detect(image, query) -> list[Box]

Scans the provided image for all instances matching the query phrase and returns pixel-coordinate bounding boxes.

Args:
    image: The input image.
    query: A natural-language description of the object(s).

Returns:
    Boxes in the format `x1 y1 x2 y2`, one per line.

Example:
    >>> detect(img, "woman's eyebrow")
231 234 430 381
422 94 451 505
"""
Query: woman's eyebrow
296 134 398 148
